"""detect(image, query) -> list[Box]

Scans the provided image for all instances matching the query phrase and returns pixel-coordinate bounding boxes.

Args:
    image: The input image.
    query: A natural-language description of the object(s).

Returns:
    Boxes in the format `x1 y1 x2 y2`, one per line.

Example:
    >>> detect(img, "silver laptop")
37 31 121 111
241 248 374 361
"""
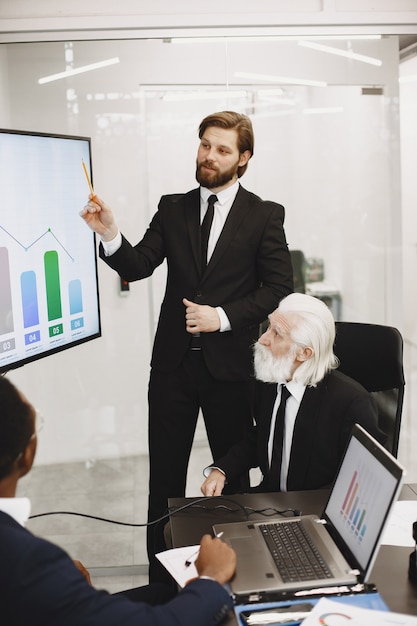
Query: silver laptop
213 423 405 603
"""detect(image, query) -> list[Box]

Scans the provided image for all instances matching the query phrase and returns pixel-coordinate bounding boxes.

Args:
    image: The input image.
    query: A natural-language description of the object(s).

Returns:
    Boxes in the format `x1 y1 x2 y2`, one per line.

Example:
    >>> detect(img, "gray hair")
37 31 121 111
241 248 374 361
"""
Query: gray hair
278 293 339 386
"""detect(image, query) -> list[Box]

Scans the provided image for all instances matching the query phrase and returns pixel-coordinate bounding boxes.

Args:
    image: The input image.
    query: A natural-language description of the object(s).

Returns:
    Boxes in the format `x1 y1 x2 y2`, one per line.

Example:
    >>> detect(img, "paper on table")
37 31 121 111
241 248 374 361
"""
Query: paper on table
381 500 417 547
156 545 200 587
301 597 417 626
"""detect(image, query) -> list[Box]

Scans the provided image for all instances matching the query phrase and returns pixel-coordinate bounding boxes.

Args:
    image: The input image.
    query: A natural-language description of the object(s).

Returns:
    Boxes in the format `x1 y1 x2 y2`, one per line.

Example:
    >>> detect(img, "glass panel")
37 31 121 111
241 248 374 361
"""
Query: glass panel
0 36 411 579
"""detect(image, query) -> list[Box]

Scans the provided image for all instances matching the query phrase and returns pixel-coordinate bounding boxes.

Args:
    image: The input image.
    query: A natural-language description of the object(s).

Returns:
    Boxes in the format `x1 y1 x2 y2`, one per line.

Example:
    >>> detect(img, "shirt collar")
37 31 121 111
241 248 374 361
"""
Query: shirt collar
200 180 240 206
280 379 306 404
0 497 31 526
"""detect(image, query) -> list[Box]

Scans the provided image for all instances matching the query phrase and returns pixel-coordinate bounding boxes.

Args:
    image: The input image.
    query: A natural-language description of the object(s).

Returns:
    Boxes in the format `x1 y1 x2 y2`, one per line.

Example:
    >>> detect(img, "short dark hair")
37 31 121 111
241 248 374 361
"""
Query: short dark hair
198 111 254 177
0 377 33 480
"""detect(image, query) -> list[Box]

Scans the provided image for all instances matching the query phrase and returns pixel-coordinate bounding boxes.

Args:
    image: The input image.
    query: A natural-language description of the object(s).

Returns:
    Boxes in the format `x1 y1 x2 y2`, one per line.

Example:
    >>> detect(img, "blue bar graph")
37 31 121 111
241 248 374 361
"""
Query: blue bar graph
69 279 83 315
21 270 40 328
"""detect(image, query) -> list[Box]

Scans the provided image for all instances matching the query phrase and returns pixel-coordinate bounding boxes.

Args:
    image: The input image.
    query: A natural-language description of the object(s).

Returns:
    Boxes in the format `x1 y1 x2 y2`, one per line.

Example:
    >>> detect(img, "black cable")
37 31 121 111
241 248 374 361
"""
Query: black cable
243 506 301 517
29 496 246 527
29 496 300 527
30 510 146 526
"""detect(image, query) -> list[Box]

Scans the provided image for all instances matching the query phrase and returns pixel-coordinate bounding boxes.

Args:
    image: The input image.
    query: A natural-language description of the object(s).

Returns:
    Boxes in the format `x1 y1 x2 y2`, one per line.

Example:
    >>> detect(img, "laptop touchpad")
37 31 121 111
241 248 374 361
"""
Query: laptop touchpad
231 537 261 555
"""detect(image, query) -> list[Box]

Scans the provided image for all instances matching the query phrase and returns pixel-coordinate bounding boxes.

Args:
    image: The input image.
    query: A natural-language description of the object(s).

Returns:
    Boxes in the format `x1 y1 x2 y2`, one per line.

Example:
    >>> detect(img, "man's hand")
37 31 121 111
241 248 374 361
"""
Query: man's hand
201 469 226 496
79 194 119 242
73 560 92 585
183 298 220 333
195 534 236 585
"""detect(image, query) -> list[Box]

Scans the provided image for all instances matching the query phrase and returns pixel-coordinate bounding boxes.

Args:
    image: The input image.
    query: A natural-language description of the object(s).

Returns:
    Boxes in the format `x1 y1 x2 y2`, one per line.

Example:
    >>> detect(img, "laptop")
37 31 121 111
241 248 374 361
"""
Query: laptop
213 423 405 603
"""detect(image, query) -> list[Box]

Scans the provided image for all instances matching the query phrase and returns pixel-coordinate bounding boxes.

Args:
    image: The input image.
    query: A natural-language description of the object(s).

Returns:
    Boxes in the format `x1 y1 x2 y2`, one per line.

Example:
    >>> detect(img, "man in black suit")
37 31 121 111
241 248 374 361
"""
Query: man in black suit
80 111 293 581
201 293 386 497
0 375 236 626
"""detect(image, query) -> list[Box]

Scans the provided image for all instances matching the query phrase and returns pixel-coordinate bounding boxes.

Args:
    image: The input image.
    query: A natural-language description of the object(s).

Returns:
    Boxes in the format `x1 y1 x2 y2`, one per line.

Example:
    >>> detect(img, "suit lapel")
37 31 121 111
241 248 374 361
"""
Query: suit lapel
202 186 251 280
286 381 325 490
184 188 202 276
256 382 279 477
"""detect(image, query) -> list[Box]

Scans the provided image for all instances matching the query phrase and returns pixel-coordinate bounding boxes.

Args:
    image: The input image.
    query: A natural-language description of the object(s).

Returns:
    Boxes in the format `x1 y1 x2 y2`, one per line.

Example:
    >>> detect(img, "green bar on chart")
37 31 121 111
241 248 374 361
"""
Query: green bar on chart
44 250 62 321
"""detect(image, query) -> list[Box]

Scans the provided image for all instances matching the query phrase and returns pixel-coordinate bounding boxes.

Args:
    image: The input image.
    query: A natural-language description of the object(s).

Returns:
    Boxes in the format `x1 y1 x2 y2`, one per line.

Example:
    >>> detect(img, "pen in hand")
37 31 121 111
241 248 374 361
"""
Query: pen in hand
184 532 224 567
185 548 200 568
82 159 95 197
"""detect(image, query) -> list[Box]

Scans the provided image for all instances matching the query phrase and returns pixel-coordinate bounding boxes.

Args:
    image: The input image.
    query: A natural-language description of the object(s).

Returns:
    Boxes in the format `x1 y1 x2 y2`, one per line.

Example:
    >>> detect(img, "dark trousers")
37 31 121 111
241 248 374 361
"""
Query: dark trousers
147 350 253 583
114 582 177 604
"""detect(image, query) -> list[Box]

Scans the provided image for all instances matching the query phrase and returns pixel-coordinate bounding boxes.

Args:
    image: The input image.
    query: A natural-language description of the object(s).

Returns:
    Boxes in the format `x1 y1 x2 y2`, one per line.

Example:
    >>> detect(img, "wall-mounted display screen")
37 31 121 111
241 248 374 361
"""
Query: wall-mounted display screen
0 128 101 373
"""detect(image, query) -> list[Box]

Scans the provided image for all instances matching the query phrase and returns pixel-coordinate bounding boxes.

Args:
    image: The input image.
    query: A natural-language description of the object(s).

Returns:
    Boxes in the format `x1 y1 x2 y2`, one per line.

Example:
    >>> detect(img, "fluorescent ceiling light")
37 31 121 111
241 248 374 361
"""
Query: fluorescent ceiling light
298 41 382 66
162 90 247 101
257 88 285 96
235 71 327 87
38 57 120 85
170 35 381 44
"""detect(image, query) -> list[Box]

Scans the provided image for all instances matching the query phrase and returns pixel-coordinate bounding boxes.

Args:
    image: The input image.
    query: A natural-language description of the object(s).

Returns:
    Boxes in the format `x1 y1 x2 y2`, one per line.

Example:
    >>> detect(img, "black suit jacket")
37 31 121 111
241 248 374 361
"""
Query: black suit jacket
213 370 385 491
100 185 293 380
0 511 232 626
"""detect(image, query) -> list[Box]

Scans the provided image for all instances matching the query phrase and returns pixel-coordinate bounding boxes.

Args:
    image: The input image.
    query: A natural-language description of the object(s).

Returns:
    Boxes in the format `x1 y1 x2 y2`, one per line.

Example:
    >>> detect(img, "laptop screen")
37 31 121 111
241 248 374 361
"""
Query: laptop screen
323 423 405 575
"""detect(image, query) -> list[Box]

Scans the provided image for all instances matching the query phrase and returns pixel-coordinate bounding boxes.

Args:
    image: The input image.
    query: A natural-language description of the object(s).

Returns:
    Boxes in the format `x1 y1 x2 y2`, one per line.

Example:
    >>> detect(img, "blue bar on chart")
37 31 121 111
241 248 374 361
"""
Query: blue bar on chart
69 279 85 331
69 279 83 314
21 270 40 328
0 246 14 335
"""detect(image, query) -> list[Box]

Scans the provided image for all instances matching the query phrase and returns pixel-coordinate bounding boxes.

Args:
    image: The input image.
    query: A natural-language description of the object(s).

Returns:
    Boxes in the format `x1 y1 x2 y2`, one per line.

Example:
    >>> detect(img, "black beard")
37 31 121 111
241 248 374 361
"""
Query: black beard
196 160 239 189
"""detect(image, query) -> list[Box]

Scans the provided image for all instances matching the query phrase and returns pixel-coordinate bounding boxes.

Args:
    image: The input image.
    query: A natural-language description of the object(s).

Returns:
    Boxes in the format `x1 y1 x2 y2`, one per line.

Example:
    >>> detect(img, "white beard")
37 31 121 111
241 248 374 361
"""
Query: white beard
253 342 296 384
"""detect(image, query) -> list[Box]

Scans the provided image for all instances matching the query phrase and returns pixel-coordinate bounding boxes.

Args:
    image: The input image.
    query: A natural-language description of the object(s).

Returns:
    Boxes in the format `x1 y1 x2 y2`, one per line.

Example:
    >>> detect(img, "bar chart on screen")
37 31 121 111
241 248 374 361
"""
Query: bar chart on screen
1 225 89 357
0 128 101 373
340 467 374 541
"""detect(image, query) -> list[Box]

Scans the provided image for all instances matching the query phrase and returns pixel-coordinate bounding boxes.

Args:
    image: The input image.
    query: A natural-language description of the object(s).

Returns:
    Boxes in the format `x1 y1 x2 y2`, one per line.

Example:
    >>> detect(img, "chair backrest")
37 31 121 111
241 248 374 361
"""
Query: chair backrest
334 321 405 458
290 250 306 294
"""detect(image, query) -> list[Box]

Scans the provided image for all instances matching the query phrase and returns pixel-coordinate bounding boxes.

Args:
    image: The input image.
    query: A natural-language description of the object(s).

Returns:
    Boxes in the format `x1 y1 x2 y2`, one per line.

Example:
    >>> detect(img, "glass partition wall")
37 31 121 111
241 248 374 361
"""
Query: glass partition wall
0 35 412 577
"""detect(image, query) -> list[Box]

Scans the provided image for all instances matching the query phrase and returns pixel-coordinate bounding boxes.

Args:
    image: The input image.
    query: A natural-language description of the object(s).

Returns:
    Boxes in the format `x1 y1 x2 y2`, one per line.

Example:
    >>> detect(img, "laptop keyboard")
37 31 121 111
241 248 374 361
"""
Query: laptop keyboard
259 521 333 583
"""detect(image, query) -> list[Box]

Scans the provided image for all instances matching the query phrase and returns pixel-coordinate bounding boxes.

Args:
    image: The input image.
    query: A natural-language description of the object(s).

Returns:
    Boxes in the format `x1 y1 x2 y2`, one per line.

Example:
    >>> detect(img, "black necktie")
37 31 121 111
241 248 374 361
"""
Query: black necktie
201 194 217 270
269 385 291 491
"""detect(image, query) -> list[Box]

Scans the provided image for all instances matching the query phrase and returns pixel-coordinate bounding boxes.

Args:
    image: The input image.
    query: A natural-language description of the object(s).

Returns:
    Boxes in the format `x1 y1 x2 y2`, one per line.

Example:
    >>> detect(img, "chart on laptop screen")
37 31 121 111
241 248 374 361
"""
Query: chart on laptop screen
325 435 398 565
340 466 377 542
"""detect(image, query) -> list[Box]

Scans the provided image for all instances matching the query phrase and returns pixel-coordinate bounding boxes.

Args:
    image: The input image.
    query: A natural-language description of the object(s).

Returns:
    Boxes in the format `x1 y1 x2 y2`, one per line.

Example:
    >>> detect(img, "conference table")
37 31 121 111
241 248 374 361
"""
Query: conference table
169 485 417 625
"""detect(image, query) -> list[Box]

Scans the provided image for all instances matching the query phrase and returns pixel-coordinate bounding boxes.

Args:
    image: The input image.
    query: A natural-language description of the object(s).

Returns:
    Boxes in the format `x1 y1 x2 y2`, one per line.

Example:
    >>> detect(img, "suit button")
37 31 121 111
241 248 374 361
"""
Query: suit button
195 291 202 298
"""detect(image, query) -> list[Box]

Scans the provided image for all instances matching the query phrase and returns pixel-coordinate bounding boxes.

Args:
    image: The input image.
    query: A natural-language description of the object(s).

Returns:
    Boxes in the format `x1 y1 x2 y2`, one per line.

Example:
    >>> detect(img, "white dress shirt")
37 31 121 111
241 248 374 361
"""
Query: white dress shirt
102 182 240 332
268 381 306 491
0 497 31 526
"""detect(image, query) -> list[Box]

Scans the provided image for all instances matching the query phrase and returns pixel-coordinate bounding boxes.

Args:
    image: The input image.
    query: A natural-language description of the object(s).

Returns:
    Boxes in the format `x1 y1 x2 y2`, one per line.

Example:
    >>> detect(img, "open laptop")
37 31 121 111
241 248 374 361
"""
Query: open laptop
213 423 405 603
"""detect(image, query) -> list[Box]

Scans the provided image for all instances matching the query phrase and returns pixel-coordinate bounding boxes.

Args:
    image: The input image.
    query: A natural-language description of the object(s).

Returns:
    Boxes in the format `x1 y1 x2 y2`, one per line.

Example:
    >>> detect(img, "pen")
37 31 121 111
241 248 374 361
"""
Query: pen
82 159 95 197
184 531 224 567
185 548 200 567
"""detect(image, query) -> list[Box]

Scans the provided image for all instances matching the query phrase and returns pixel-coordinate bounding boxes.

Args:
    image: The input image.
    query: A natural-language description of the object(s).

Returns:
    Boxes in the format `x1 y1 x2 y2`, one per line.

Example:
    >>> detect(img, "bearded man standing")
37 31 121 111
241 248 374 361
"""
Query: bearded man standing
201 293 386 497
80 111 293 582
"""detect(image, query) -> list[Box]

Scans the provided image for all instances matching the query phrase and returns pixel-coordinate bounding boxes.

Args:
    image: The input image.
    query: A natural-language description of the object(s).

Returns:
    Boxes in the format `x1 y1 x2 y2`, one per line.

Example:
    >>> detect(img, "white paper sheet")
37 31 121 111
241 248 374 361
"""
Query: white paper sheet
156 545 200 587
301 597 417 625
381 500 417 547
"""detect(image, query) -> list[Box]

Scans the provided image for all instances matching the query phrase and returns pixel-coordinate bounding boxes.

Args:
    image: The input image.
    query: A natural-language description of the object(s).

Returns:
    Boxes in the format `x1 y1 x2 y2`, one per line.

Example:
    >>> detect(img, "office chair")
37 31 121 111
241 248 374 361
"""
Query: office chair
290 250 306 294
259 249 306 336
334 321 405 458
